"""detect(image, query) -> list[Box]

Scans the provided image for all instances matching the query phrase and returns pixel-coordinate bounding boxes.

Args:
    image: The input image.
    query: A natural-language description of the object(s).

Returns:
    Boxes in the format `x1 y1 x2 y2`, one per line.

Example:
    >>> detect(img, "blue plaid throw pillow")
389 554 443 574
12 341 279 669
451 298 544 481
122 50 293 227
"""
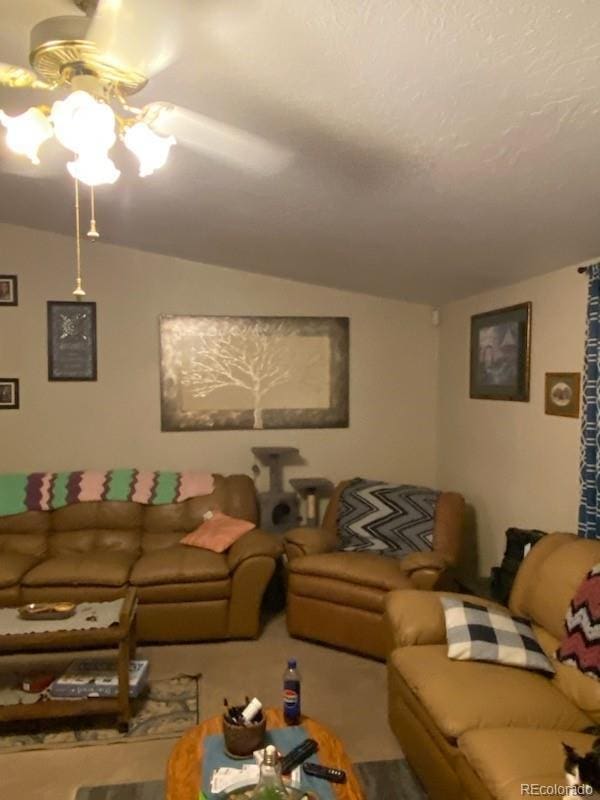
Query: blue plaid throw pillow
441 597 555 675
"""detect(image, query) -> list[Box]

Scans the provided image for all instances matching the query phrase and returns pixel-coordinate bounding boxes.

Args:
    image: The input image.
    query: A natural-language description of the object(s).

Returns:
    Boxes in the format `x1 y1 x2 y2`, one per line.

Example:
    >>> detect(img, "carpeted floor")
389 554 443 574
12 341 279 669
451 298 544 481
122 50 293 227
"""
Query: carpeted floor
76 759 427 800
0 612 404 800
0 675 200 752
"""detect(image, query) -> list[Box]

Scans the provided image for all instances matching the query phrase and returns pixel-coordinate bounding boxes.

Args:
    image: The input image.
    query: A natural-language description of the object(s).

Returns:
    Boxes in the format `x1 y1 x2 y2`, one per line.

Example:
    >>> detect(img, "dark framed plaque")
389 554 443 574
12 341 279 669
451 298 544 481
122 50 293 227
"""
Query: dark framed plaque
47 301 97 381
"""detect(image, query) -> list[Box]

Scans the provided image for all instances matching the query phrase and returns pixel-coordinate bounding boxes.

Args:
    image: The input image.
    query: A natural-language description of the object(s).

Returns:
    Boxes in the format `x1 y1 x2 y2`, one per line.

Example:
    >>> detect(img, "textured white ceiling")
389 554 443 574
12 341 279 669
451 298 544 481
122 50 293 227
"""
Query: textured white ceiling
1 0 600 303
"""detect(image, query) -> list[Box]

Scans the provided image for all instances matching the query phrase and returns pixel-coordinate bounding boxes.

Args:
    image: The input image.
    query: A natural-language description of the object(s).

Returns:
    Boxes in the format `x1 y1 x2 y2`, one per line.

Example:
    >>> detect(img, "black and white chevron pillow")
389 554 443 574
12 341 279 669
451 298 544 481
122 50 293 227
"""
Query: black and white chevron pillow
337 478 439 558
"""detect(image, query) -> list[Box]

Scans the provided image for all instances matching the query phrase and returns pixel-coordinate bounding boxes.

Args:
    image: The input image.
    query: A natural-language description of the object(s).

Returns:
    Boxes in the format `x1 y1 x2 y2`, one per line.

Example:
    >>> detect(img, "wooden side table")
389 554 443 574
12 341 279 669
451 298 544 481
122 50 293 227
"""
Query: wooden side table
166 708 365 800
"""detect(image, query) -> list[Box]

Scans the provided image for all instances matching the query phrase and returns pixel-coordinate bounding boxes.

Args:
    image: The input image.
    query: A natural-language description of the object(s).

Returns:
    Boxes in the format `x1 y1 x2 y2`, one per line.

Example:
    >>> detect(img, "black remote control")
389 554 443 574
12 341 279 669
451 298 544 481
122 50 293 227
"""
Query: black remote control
279 738 319 773
303 762 347 783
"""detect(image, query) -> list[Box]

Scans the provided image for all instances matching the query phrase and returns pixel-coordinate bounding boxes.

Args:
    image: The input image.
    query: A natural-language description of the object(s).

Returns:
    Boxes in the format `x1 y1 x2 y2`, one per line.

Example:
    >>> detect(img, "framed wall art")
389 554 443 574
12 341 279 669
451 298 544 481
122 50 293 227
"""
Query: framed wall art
159 315 350 431
47 301 97 381
470 302 531 401
545 372 580 418
0 378 19 409
0 275 18 306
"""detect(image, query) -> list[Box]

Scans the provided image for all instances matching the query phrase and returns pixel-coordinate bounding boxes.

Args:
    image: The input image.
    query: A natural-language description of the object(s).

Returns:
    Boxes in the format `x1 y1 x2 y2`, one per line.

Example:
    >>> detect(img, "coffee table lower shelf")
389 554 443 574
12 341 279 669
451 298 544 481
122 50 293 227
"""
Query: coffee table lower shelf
0 695 126 724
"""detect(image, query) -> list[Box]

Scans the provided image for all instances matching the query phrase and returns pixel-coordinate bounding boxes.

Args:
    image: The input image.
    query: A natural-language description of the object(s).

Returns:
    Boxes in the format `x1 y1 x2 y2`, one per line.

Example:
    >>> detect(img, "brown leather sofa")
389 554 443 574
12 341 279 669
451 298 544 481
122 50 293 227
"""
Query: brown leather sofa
0 474 282 642
284 480 465 659
385 533 600 800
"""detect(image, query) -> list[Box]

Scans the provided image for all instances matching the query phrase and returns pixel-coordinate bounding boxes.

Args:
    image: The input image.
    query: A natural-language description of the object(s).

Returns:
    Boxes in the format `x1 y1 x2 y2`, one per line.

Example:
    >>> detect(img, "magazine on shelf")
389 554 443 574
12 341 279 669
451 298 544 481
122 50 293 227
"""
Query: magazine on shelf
48 659 149 699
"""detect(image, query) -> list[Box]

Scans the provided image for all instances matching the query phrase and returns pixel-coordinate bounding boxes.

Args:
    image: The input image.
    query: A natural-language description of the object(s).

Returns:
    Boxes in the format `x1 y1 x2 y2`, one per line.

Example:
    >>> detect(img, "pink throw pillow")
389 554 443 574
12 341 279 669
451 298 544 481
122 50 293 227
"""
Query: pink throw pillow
180 511 255 553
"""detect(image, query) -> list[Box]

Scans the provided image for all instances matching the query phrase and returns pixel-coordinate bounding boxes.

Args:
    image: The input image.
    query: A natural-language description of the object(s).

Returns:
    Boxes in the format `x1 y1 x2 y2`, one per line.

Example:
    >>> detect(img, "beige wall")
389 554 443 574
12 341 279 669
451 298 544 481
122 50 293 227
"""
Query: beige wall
0 223 438 494
438 264 587 576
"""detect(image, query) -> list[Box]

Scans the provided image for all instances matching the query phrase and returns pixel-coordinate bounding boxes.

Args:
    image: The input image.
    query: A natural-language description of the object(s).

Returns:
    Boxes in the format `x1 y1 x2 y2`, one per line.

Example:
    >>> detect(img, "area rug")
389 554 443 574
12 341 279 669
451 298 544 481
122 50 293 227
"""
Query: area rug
75 758 428 800
0 674 200 753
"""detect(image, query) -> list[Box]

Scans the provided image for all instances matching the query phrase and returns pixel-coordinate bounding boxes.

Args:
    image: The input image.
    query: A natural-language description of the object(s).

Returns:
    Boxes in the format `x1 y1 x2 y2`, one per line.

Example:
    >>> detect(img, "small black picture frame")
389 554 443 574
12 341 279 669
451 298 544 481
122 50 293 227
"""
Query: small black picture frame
0 275 18 306
0 378 19 409
47 301 97 381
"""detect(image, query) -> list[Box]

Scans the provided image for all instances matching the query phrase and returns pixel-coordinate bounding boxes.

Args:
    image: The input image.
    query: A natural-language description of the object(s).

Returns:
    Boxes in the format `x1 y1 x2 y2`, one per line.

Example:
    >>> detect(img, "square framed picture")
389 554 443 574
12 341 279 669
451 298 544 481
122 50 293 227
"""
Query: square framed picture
0 379 19 409
470 302 532 401
47 301 97 381
545 372 581 418
0 275 18 306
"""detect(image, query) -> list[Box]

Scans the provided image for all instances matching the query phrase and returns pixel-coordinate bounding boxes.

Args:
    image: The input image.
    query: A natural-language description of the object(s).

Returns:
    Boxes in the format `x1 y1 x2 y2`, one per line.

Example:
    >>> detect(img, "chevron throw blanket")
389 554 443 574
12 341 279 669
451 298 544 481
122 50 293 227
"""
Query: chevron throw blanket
557 563 600 680
337 479 440 558
0 469 214 518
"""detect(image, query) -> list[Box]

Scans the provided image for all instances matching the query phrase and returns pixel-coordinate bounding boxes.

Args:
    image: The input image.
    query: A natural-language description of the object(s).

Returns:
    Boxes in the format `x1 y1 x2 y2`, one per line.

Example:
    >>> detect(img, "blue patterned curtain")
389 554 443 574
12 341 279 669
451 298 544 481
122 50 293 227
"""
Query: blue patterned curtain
579 264 600 538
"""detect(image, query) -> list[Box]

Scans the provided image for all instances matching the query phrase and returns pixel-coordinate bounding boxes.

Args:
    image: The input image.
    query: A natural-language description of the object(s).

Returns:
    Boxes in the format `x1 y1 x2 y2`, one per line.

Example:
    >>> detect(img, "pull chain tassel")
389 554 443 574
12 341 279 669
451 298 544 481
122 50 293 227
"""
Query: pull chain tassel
72 178 86 298
87 185 99 241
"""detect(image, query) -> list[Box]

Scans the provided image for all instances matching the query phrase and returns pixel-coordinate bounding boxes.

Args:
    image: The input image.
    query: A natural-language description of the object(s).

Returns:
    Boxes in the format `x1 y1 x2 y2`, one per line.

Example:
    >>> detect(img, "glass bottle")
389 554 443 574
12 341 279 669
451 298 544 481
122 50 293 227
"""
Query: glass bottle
250 744 289 799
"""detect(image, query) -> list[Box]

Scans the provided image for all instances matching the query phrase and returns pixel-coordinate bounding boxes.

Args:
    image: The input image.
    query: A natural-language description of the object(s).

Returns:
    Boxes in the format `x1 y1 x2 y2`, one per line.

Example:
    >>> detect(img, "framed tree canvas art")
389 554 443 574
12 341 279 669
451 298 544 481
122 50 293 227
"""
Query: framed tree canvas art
470 302 531 401
159 315 349 431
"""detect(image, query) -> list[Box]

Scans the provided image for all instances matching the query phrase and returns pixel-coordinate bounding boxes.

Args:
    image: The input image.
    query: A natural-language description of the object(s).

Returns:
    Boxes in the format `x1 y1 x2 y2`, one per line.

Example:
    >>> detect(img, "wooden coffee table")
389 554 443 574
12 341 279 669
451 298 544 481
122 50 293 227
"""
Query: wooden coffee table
166 708 365 799
0 589 137 731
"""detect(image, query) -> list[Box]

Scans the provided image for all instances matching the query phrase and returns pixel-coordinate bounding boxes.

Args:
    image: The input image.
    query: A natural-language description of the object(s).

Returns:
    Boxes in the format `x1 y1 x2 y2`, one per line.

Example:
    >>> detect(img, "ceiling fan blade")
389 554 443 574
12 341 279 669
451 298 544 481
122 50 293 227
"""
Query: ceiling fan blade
0 63 52 90
87 0 183 78
145 103 294 175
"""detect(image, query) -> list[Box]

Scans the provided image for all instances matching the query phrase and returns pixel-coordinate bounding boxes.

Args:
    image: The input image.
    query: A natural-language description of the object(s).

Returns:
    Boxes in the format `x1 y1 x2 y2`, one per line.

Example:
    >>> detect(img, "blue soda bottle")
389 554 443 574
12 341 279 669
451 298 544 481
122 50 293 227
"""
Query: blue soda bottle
283 658 301 725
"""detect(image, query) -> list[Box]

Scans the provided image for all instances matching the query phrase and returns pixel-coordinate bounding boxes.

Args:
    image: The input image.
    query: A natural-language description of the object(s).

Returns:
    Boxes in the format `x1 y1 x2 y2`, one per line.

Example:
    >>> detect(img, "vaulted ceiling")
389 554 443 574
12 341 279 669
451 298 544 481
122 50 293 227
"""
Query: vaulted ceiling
1 0 600 304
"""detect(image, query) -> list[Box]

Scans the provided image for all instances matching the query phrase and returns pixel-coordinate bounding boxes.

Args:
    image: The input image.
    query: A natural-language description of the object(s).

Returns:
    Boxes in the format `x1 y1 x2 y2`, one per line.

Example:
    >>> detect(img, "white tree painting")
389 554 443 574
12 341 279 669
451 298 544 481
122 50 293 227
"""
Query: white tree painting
159 316 349 431
180 320 294 429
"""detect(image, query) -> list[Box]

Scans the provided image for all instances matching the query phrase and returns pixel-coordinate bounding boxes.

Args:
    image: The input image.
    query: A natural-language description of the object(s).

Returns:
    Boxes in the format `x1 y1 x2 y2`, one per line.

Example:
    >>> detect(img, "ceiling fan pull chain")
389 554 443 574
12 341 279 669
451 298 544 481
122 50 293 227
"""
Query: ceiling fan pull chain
72 177 86 299
87 185 100 241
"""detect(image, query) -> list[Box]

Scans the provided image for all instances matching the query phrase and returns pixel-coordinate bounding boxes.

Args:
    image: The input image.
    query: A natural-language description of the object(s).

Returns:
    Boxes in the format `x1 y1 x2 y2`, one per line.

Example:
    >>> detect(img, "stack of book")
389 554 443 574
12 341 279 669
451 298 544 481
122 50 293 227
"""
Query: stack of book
48 659 149 699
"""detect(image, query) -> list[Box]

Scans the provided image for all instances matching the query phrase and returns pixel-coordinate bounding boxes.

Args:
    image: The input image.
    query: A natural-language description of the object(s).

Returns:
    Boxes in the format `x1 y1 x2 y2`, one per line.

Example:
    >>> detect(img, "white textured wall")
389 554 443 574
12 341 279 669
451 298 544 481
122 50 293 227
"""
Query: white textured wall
0 223 438 492
438 264 587 576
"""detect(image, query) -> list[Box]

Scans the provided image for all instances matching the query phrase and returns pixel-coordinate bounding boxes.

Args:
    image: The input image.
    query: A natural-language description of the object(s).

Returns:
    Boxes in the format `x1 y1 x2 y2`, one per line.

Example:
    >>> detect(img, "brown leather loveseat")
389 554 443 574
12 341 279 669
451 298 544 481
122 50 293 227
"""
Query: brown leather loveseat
284 480 465 659
0 474 281 642
385 533 600 800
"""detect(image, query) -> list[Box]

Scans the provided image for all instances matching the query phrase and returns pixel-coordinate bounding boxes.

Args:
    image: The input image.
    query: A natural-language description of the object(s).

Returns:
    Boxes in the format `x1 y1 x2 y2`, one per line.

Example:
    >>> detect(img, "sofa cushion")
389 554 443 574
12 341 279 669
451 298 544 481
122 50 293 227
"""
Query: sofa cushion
390 645 590 740
289 551 412 591
536 626 600 724
442 597 554 675
458 728 596 800
0 552 40 588
22 552 136 587
130 545 229 586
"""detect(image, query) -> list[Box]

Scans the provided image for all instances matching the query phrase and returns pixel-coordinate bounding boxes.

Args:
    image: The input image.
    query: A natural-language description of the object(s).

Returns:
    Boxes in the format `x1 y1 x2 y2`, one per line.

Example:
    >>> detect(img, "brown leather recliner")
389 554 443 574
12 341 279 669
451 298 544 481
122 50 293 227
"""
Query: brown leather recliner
384 533 600 800
284 480 465 659
0 474 281 642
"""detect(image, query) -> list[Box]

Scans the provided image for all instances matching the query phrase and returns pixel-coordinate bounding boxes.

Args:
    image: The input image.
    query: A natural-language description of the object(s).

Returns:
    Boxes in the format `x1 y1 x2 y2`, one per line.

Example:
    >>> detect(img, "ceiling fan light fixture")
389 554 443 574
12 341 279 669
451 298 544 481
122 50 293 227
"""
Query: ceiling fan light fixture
67 151 120 186
0 107 52 164
123 121 176 177
51 90 116 155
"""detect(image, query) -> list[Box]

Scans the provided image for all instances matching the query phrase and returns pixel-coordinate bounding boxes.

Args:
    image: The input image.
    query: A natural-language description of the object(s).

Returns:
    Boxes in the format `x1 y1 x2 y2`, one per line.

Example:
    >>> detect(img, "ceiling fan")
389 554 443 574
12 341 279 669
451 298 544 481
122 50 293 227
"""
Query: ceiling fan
0 0 292 185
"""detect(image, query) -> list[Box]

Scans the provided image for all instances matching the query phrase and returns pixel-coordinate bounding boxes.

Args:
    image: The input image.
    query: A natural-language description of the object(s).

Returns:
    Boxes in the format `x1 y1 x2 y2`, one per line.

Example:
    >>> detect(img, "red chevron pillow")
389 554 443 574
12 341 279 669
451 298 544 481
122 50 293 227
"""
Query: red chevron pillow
557 563 600 680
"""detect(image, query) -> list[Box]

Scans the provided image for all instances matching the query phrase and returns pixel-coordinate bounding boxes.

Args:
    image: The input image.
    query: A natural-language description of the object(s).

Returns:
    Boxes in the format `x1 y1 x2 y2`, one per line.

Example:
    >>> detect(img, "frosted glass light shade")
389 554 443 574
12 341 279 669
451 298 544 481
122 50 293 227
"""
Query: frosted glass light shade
67 152 121 186
0 107 52 164
123 122 176 176
51 91 116 155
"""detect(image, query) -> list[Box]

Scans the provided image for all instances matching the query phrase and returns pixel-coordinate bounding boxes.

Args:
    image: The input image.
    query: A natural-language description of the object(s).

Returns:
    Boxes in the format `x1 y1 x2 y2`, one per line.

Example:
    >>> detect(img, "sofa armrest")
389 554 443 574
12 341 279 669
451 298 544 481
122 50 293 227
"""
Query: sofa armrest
384 590 506 650
400 551 449 575
283 527 338 561
227 529 282 573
